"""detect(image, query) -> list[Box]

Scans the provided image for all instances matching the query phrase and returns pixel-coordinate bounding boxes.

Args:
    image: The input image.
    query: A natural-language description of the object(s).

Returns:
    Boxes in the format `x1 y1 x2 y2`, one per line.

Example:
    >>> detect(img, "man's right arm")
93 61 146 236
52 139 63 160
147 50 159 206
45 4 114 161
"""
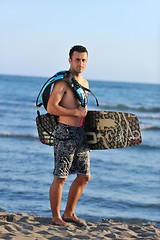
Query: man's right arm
47 81 87 118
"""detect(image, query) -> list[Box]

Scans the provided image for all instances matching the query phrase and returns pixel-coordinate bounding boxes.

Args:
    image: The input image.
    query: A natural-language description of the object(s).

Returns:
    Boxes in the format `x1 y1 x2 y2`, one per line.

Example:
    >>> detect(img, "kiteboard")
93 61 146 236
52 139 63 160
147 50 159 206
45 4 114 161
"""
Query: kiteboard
84 110 142 150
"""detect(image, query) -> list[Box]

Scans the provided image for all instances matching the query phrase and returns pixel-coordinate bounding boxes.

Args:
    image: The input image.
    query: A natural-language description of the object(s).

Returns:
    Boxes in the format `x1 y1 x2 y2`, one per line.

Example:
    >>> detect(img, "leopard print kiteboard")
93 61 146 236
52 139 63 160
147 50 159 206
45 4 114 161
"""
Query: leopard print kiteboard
84 111 142 150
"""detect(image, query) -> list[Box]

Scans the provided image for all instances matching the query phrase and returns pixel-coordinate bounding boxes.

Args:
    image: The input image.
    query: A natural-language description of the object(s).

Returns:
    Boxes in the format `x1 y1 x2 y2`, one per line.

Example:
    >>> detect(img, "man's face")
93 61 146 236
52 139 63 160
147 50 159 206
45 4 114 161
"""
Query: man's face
69 51 88 73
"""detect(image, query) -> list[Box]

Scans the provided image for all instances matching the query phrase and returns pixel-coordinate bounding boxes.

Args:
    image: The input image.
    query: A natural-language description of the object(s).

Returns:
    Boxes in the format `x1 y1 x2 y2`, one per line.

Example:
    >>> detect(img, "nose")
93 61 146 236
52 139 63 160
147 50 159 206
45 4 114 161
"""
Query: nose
79 60 84 66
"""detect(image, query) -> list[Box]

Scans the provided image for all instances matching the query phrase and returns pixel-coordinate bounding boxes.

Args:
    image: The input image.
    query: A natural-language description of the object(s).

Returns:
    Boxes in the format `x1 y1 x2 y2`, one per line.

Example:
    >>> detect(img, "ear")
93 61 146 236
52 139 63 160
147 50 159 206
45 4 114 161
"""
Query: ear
68 58 71 64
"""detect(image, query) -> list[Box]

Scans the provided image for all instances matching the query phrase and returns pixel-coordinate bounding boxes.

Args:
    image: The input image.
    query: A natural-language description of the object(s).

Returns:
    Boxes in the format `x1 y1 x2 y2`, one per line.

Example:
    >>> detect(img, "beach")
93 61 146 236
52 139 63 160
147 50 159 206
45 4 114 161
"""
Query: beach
0 211 160 240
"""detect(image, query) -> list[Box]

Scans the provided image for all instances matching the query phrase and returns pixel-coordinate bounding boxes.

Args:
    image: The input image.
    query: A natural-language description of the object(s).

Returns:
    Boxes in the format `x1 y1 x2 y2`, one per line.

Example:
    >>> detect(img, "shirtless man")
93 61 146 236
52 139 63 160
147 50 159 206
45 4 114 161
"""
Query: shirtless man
47 45 90 226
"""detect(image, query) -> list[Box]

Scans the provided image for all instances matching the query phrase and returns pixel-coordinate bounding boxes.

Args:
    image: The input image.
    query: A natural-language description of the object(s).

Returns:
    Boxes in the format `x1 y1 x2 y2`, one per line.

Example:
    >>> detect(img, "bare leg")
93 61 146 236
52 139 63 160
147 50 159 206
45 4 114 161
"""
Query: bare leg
63 174 90 220
49 177 68 226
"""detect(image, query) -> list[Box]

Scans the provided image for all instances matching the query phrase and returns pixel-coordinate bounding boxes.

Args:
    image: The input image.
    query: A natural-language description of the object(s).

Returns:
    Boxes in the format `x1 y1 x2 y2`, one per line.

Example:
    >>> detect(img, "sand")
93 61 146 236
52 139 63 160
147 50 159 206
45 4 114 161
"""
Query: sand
0 212 160 240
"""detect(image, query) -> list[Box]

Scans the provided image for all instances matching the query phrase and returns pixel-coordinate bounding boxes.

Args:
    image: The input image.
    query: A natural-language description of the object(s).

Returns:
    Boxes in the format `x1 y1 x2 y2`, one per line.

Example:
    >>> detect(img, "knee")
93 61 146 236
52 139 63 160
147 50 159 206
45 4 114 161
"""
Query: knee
53 177 67 186
77 174 90 185
84 174 91 183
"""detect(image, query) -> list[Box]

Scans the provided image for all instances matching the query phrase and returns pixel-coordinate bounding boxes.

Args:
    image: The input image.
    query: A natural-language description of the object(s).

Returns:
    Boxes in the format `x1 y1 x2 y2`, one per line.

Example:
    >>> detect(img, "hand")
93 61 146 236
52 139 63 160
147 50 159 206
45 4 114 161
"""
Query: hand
76 106 87 118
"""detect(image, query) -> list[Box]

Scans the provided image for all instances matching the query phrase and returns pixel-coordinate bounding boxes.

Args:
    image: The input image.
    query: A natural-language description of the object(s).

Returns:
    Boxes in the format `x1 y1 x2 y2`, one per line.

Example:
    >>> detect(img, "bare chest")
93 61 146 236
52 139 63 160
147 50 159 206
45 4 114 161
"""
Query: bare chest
60 87 80 109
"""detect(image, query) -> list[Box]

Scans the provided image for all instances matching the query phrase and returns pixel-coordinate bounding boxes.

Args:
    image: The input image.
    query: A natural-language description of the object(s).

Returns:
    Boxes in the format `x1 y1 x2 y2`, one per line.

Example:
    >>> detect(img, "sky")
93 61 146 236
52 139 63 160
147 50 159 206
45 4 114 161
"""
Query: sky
0 0 160 84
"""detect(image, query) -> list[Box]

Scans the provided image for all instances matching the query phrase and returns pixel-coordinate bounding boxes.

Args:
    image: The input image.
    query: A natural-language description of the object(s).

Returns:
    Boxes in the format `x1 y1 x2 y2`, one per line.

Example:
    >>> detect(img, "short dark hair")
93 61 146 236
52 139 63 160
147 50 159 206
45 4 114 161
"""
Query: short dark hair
69 45 88 59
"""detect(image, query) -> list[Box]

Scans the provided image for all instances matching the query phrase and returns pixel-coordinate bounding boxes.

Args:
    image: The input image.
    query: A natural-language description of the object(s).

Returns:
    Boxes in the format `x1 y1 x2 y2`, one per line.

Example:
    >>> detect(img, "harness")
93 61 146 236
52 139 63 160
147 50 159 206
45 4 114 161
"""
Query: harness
36 70 99 109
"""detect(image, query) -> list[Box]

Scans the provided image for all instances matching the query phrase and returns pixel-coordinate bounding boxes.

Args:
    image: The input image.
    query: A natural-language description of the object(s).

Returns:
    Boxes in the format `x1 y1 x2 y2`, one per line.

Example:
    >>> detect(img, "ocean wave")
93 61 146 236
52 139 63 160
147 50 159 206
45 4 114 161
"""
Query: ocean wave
140 115 160 120
0 208 6 212
99 103 160 113
0 131 38 140
139 144 160 150
140 124 160 131
0 100 35 108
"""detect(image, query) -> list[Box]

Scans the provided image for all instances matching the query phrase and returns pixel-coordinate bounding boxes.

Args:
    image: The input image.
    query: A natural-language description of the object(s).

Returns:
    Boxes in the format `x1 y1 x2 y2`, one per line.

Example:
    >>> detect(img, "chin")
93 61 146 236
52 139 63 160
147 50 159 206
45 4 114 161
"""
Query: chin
77 69 83 73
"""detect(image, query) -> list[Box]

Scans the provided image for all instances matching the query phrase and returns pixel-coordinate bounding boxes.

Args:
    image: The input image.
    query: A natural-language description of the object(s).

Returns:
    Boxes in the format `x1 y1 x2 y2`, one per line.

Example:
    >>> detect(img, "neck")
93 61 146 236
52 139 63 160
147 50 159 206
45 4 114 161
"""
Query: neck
69 69 82 82
69 69 80 76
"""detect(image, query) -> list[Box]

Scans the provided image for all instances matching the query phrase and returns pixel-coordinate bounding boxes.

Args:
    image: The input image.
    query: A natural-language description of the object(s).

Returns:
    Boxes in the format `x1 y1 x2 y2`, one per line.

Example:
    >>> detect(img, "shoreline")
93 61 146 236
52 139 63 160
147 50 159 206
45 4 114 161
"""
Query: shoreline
0 211 160 240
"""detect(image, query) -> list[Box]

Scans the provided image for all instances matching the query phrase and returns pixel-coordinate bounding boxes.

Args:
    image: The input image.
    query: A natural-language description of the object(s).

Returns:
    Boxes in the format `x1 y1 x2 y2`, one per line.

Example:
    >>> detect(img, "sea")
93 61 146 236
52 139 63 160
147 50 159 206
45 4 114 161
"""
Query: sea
0 74 160 224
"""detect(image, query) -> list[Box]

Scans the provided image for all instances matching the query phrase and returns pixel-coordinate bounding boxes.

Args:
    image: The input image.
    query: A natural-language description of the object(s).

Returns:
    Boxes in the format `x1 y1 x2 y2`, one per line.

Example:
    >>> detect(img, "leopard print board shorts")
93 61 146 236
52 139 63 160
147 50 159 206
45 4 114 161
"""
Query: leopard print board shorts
53 123 90 178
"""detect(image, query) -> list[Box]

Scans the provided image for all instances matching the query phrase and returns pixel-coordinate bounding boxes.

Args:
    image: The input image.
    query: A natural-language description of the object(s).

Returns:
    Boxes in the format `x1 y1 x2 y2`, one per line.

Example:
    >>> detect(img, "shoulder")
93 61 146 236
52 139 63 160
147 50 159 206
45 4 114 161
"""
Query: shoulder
83 78 89 89
79 76 89 89
53 80 69 91
49 80 70 97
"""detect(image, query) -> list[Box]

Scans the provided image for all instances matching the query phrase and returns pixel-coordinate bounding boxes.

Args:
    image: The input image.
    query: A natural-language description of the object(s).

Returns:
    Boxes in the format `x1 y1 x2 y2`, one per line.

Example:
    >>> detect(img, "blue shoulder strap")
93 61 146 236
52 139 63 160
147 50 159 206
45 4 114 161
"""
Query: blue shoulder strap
36 70 66 109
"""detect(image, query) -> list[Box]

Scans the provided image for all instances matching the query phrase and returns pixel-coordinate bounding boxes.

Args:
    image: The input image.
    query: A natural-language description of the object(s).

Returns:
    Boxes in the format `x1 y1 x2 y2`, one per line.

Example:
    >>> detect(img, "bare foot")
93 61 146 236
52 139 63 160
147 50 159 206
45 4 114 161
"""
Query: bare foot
52 217 68 226
62 213 87 227
62 213 78 221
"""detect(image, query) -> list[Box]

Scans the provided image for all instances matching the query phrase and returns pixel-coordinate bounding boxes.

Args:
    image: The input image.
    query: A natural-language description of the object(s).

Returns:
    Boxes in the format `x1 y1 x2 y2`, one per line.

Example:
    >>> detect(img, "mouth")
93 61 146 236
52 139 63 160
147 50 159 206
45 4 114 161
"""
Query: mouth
77 67 83 72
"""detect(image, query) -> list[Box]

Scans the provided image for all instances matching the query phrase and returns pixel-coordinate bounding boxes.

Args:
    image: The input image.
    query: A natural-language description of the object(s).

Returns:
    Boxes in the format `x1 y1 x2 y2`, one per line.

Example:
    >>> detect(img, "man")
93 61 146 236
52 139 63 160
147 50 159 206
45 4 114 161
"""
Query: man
47 45 90 226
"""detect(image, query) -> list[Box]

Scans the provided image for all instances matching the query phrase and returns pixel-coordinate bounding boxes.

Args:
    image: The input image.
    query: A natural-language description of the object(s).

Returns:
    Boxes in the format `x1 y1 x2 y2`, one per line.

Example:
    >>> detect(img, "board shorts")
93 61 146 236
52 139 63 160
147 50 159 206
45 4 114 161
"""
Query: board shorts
53 123 90 178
